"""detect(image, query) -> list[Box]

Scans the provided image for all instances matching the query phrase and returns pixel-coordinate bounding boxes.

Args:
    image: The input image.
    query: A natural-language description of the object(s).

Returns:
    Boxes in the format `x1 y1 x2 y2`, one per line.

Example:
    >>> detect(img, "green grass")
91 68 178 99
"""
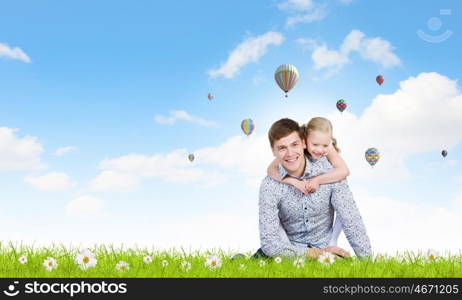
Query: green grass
1 242 462 278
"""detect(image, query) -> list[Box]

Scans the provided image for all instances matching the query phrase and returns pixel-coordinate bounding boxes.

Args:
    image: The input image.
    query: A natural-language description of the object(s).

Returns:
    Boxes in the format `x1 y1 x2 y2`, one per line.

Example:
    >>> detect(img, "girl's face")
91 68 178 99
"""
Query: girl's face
305 130 332 159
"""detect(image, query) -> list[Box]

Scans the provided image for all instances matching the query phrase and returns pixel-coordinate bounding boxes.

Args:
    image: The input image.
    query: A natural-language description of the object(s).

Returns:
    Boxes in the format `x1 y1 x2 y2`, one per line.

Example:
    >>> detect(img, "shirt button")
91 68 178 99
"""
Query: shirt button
304 207 307 210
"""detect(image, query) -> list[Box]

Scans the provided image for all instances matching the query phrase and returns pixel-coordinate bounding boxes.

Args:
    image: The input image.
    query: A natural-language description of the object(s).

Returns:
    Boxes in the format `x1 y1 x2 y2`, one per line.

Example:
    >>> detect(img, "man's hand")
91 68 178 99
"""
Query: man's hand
324 246 350 258
305 178 320 193
306 248 324 259
306 246 350 259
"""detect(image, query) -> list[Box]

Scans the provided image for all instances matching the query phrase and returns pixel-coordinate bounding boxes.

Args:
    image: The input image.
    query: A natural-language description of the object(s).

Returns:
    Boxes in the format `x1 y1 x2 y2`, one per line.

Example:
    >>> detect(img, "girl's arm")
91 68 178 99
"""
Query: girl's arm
306 145 350 192
267 158 309 195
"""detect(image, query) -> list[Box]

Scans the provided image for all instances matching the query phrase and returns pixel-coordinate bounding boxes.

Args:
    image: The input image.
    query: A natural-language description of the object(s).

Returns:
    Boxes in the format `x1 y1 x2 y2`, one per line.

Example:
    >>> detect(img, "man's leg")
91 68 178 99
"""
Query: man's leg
252 248 269 259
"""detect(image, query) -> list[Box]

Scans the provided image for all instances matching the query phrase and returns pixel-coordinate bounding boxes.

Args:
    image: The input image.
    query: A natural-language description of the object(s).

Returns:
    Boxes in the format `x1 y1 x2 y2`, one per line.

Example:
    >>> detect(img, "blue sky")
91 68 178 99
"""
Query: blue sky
1 0 461 255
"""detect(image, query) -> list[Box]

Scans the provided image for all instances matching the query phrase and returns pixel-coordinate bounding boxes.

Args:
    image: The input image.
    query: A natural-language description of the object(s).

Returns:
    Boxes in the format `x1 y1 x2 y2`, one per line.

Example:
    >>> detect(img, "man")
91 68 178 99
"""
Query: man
258 118 371 259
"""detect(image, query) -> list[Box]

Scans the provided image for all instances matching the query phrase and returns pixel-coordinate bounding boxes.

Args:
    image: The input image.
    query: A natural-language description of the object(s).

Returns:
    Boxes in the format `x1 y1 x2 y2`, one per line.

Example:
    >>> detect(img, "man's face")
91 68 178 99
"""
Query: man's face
271 131 306 176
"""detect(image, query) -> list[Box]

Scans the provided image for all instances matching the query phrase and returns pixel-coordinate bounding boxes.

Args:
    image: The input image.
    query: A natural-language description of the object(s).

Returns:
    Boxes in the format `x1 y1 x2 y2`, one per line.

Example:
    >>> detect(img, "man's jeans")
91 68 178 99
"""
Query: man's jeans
252 248 269 259
252 245 312 259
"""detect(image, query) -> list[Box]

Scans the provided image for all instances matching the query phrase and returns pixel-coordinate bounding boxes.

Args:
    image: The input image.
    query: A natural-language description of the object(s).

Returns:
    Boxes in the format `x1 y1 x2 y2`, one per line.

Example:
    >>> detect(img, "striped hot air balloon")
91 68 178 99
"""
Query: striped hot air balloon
208 93 214 101
241 119 255 136
188 154 195 162
442 150 448 158
365 148 380 167
336 99 347 113
376 75 384 86
274 64 299 98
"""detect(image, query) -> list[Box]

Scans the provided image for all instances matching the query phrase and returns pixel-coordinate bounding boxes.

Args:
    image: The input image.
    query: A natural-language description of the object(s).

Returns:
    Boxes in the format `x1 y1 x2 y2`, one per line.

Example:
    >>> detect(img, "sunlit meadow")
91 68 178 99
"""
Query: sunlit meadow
1 242 461 278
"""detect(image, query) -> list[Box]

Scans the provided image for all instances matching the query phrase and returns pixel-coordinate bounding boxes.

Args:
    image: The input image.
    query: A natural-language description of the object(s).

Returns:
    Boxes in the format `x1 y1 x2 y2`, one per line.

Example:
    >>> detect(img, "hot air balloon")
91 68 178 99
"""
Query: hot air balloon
188 154 195 162
241 119 255 136
365 148 380 167
274 64 299 98
376 75 384 86
442 150 448 158
336 99 347 113
208 93 214 101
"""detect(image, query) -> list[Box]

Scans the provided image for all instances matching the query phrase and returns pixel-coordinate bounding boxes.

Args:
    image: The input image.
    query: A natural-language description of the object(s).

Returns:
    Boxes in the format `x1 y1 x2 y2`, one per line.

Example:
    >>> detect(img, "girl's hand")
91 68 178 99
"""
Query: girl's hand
305 178 320 193
283 177 308 195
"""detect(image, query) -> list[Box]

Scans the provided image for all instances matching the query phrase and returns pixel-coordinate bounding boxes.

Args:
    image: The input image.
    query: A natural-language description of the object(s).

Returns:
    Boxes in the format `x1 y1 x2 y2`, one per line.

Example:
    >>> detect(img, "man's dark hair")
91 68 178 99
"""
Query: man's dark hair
268 118 303 148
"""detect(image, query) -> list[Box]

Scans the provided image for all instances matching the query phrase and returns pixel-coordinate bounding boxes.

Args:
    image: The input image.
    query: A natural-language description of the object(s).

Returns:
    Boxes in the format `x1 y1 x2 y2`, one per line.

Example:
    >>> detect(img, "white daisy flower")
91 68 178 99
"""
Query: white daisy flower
161 260 169 267
115 261 129 272
205 255 222 270
293 257 305 268
258 260 266 267
274 256 282 264
43 257 58 271
75 249 97 270
318 252 336 265
143 255 153 264
427 249 439 262
18 255 28 264
180 261 191 272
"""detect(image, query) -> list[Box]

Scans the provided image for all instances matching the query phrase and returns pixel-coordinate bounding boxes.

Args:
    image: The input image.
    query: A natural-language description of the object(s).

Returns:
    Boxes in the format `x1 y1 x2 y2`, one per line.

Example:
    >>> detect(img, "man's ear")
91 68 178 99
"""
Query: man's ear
271 146 278 158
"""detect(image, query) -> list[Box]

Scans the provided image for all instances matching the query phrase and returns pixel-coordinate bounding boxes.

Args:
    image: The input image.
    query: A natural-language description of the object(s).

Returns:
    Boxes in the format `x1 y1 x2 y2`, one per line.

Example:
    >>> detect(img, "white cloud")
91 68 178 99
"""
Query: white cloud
53 146 76 156
90 136 273 191
359 36 401 68
154 110 218 127
278 0 314 11
0 43 31 63
24 172 77 191
286 5 327 27
195 135 273 178
0 127 45 170
208 31 284 79
277 0 326 27
66 195 106 219
302 29 400 76
90 150 207 191
326 72 462 180
311 43 349 70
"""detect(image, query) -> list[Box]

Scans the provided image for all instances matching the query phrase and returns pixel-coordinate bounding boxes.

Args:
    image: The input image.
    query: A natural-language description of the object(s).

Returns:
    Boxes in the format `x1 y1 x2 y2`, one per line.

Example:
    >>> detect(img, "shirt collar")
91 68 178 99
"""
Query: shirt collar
278 155 316 180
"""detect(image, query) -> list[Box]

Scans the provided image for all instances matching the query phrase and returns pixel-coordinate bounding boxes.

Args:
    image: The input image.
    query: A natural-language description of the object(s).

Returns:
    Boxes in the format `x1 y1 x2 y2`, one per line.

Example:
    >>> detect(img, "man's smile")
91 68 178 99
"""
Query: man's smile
285 156 300 165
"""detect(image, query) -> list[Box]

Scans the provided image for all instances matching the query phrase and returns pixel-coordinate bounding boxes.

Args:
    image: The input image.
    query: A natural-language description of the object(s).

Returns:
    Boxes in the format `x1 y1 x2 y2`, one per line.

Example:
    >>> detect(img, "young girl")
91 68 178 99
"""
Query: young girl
267 117 348 246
